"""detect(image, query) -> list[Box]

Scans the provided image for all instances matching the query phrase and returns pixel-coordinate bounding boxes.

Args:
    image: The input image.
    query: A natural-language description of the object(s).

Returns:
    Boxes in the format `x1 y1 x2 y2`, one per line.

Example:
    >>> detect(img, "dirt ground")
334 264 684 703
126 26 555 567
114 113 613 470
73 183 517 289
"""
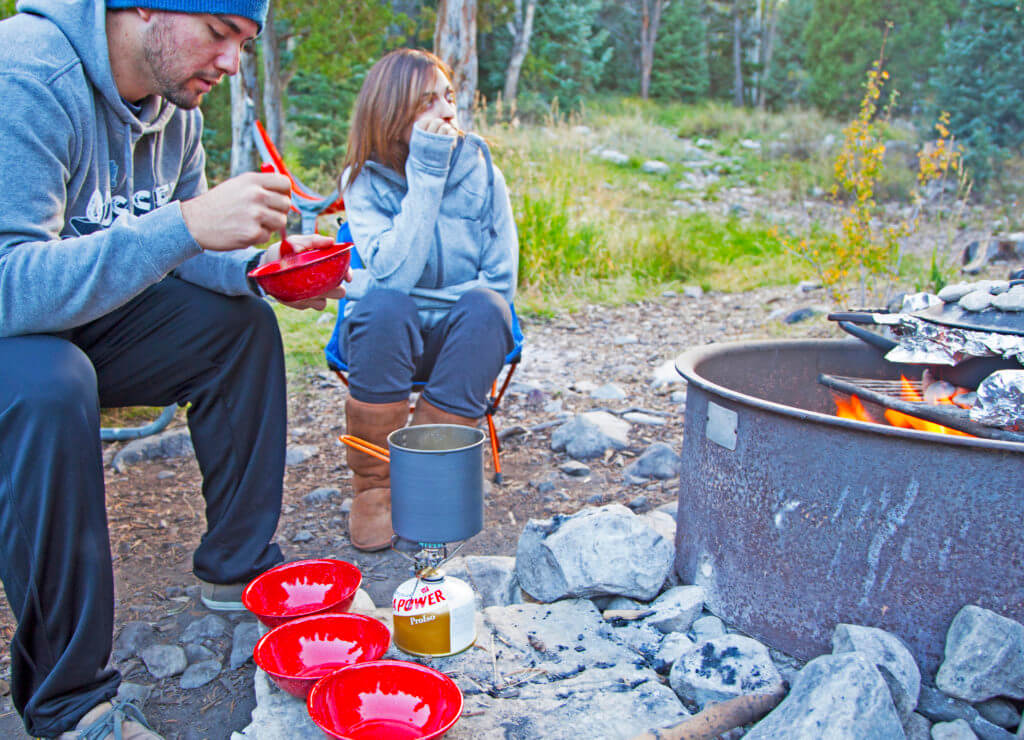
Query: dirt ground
0 264 1017 738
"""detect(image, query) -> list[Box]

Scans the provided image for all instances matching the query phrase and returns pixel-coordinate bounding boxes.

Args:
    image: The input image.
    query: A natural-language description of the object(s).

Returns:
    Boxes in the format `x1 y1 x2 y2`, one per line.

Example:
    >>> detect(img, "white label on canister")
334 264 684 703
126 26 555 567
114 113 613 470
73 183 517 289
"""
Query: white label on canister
392 576 476 657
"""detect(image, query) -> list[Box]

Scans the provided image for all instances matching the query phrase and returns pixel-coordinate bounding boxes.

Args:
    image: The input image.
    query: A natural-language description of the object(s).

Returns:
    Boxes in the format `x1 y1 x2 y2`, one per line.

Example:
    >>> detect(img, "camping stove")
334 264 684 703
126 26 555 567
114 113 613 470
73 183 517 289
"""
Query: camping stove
391 540 476 657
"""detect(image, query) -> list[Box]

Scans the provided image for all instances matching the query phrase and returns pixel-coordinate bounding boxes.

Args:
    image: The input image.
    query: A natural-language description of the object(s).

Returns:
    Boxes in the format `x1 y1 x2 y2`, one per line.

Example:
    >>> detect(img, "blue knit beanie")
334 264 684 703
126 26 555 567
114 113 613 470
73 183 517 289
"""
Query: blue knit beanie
105 0 269 31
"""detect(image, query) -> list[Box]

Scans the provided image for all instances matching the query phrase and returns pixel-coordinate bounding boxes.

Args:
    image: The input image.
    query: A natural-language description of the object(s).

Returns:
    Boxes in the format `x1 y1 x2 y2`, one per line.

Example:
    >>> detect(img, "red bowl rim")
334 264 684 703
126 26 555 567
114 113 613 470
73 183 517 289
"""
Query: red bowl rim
248 242 353 278
241 558 362 620
252 612 391 682
306 659 464 740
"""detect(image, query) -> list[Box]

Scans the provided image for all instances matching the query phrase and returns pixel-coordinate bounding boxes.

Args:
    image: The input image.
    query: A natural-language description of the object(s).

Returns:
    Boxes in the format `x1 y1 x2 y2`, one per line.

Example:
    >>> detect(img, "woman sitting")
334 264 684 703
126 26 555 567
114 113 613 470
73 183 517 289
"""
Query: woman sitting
338 48 518 551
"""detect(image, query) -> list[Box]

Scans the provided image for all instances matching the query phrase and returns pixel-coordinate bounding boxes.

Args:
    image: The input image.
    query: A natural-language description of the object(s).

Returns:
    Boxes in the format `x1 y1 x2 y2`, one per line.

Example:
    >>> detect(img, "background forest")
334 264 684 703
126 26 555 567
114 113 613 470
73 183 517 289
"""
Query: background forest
2 0 1023 340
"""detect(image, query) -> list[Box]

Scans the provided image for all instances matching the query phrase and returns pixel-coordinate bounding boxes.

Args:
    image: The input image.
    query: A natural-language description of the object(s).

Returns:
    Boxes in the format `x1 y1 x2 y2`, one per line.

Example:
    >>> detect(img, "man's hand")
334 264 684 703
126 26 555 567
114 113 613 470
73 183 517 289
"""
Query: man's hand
181 172 292 251
260 233 352 311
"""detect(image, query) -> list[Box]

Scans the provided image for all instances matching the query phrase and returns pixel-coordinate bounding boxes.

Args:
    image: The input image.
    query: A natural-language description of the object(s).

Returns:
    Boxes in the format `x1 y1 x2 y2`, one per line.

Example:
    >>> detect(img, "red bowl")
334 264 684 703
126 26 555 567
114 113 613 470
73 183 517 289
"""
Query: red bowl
242 559 362 629
248 242 352 302
307 660 464 740
253 613 391 698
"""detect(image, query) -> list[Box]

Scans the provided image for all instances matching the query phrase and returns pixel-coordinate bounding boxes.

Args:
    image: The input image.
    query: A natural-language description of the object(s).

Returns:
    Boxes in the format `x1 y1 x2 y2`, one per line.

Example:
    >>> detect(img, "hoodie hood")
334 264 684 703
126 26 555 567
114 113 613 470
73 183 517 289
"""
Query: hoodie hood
17 0 175 133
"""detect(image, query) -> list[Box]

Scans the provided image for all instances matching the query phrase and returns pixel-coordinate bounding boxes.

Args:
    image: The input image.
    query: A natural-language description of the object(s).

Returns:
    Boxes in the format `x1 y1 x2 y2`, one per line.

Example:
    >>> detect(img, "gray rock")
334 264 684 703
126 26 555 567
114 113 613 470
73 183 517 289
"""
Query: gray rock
652 360 686 388
180 614 229 644
441 556 523 609
653 632 695 674
832 623 921 719
156 470 174 480
690 615 726 642
907 713 934 740
285 445 318 466
591 383 627 400
669 634 783 710
180 659 222 690
939 283 977 303
936 605 1024 702
615 335 639 345
600 149 629 165
291 530 314 543
683 286 704 299
649 586 705 634
624 442 682 481
112 429 193 472
670 390 687 404
992 285 1024 312
114 621 157 660
959 291 994 312
745 652 904 740
626 495 650 513
184 644 217 664
559 460 591 477
139 644 188 679
908 685 1015 740
230 621 261 670
642 160 670 175
783 307 818 324
551 413 629 460
116 682 153 707
974 699 1021 730
641 510 676 545
515 504 674 602
932 719 980 740
302 487 340 506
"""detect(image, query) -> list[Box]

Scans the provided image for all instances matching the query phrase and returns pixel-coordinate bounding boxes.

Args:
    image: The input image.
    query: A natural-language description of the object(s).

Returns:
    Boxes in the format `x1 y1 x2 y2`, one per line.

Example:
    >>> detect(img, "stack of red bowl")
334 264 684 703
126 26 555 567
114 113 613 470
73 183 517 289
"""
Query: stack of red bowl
243 559 464 737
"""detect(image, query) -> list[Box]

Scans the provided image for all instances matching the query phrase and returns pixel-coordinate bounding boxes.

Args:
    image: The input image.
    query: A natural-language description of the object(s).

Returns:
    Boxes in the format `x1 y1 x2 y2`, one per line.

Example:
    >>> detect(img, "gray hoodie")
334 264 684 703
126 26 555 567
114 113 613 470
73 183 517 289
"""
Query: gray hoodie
342 127 518 330
0 0 258 338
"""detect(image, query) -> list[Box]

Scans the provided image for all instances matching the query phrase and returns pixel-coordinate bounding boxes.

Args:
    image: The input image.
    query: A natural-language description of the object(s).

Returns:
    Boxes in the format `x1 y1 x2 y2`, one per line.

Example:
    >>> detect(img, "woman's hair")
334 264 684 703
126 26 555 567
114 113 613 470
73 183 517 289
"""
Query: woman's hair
342 48 452 188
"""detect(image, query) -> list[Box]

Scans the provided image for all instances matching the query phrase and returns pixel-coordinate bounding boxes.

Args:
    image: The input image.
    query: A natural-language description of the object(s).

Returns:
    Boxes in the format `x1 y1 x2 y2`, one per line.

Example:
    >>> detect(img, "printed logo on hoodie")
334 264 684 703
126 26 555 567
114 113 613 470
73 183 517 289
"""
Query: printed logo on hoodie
69 172 175 235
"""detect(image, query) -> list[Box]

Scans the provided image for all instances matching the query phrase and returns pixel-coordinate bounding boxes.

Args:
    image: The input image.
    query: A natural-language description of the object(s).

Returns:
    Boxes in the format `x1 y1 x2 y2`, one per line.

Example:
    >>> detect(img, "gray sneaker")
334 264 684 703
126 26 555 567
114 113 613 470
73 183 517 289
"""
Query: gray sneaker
197 578 247 612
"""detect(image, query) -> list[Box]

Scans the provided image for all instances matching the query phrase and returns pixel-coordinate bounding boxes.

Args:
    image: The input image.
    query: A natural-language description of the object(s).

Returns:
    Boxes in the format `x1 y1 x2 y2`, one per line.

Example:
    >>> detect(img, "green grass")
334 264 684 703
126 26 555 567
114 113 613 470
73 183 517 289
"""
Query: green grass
269 97 1011 371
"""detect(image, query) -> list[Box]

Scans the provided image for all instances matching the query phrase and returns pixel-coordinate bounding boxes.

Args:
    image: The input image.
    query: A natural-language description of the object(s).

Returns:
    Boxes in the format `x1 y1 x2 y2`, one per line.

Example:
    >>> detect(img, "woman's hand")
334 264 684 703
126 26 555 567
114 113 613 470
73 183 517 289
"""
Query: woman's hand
416 117 460 138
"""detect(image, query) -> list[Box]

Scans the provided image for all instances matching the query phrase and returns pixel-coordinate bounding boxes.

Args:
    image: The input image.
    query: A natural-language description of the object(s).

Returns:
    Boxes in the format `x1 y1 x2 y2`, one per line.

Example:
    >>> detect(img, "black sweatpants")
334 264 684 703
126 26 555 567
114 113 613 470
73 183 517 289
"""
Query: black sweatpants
0 277 287 737
341 287 514 418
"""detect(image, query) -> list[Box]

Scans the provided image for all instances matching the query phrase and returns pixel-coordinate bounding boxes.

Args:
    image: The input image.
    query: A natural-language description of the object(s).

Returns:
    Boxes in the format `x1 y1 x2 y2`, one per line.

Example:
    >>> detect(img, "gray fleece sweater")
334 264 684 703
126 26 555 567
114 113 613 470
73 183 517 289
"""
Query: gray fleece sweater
0 0 258 338
342 127 518 330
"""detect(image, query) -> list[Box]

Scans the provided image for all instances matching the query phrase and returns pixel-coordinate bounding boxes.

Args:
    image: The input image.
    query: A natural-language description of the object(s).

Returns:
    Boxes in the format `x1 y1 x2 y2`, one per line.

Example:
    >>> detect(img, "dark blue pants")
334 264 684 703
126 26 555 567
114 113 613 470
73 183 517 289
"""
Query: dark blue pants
341 288 514 418
0 277 286 737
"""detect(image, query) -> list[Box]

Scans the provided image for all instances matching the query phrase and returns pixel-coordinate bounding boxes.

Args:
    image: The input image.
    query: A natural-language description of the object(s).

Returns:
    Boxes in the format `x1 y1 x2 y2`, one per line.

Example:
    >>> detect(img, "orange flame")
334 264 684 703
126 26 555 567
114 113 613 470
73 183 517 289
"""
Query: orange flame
833 375 972 437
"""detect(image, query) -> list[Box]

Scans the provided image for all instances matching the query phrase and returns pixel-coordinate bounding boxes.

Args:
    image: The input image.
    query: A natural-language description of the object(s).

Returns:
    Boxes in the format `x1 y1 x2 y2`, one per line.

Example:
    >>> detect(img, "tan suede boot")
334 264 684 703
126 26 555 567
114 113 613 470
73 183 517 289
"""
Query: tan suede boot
345 397 409 551
410 396 480 427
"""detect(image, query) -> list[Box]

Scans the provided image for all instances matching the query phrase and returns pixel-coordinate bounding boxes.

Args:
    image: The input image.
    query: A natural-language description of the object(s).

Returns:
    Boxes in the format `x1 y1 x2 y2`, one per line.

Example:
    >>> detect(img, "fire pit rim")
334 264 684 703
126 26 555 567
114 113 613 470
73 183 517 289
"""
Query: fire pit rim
674 338 1024 454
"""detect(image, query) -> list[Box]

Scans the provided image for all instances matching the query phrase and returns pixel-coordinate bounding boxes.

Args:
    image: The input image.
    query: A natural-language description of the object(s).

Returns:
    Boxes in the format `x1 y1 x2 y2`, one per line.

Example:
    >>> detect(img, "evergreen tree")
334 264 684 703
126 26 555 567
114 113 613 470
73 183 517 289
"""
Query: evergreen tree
760 0 812 110
804 0 960 118
520 0 613 113
650 0 709 103
931 0 1024 183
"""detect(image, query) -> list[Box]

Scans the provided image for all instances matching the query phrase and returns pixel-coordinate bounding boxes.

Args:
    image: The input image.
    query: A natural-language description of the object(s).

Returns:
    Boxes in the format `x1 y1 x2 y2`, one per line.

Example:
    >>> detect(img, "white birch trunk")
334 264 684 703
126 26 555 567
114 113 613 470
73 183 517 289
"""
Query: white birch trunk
261 1 284 149
434 0 478 132
640 0 666 100
503 0 536 112
229 45 258 176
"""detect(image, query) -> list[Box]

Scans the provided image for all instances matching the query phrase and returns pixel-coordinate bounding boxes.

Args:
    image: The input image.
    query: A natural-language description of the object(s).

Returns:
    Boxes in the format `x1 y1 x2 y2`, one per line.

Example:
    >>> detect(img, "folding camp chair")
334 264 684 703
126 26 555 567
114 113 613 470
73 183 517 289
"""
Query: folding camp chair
252 120 346 235
325 226 524 484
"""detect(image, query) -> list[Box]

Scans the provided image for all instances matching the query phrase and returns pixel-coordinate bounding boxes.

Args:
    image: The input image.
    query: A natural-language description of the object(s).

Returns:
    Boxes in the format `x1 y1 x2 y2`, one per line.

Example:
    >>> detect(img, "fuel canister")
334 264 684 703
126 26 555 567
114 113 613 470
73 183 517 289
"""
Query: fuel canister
392 570 476 657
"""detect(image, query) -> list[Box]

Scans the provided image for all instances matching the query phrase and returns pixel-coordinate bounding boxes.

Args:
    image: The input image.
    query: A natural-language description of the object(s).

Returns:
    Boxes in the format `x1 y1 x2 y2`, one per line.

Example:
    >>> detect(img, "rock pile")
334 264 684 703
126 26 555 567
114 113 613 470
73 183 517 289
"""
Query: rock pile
235 503 1024 739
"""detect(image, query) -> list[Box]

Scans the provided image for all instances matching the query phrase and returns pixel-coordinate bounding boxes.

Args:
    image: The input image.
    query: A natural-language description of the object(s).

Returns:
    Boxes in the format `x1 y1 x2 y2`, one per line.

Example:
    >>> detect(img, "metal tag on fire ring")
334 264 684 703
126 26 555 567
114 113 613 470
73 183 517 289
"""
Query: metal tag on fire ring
706 401 738 451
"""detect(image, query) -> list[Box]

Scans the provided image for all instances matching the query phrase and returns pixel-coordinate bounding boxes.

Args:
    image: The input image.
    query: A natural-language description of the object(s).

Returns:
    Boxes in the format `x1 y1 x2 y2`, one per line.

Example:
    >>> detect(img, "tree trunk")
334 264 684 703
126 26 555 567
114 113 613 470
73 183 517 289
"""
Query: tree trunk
261 1 284 148
434 0 478 131
640 0 666 100
502 0 536 113
756 0 779 110
732 0 743 107
229 45 259 176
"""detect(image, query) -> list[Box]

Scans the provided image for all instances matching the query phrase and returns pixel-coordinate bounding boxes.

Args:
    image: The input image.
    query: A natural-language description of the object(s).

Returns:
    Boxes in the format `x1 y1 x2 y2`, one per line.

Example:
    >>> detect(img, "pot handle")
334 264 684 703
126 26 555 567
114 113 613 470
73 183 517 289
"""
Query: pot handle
338 435 390 462
836 320 897 353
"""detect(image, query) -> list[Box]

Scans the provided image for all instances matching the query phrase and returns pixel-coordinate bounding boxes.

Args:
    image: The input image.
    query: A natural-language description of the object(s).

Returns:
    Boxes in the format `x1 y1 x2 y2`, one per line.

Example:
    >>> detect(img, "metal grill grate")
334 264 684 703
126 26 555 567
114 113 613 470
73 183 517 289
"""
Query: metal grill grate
817 373 1023 443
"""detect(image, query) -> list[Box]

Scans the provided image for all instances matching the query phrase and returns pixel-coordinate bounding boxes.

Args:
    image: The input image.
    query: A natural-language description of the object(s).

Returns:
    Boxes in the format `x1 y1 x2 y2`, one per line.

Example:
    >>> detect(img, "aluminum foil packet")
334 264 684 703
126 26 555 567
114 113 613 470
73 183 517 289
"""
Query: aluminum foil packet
881 314 1024 367
969 370 1024 430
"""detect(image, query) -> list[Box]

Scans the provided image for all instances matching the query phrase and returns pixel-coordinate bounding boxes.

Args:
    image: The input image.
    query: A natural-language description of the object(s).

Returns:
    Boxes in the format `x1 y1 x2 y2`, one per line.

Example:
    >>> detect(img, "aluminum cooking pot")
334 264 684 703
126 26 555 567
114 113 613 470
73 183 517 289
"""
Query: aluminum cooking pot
338 425 485 544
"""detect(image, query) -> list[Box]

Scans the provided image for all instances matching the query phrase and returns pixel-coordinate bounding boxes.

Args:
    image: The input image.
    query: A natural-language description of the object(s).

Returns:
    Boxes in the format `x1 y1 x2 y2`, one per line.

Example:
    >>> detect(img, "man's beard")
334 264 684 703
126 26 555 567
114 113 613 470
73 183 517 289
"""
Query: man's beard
142 20 207 109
